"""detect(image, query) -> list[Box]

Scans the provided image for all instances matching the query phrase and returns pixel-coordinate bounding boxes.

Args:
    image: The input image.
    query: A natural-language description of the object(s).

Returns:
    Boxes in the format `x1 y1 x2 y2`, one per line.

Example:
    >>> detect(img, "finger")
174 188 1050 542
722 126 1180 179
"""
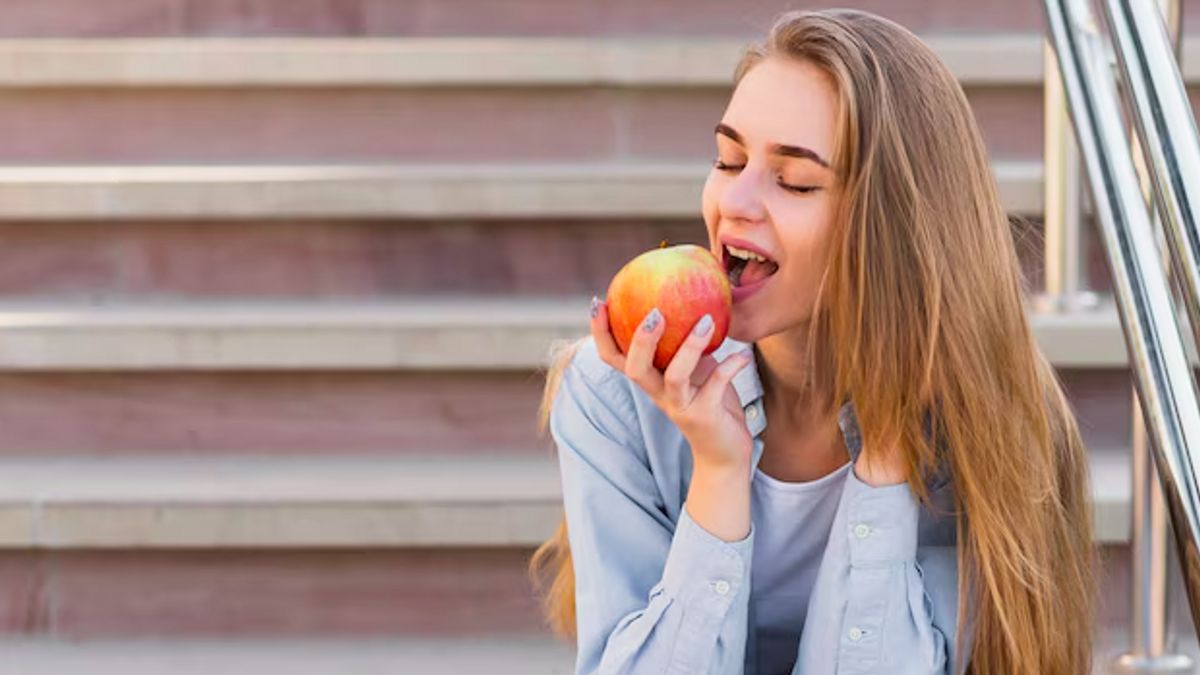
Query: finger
623 307 666 397
589 296 625 371
690 354 720 387
693 350 752 409
662 314 716 408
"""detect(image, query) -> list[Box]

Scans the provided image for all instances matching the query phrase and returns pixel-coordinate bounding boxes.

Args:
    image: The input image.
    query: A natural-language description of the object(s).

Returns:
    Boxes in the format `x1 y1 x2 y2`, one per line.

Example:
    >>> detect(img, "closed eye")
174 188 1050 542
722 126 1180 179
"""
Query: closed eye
712 160 820 194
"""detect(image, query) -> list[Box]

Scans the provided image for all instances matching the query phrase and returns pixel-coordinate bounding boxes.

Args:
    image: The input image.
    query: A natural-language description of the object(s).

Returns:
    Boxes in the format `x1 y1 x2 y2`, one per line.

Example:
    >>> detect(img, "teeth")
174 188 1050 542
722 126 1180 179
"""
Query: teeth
725 244 769 263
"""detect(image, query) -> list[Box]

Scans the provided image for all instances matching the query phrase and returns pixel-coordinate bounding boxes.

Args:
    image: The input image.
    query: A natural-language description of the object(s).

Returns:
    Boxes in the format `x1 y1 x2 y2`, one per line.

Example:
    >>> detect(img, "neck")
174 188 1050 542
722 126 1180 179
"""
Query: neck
754 324 848 470
754 324 833 426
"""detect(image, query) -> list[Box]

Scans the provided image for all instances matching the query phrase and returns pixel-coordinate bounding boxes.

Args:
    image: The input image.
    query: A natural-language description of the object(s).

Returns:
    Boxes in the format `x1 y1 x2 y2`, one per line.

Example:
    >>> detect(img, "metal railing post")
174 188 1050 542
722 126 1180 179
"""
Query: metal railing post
1040 44 1101 313
1117 393 1194 671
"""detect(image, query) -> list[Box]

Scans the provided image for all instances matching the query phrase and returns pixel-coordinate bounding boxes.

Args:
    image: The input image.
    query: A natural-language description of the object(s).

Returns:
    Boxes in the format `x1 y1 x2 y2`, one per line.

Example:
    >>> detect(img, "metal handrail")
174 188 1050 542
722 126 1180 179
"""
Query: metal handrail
1042 0 1200 661
1105 0 1200 349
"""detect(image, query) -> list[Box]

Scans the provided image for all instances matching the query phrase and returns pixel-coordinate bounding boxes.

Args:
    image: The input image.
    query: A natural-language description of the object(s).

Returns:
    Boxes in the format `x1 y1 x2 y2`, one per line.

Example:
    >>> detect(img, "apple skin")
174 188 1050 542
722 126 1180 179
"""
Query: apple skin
606 244 733 371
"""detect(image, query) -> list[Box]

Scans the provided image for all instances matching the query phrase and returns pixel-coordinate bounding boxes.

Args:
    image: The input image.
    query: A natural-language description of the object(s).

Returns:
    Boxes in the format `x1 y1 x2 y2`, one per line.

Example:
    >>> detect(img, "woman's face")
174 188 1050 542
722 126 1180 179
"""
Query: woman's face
702 56 841 343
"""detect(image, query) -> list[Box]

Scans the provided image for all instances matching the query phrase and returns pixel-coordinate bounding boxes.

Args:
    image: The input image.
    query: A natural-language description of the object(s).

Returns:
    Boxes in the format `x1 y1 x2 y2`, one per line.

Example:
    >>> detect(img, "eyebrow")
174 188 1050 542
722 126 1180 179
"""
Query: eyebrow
715 123 831 168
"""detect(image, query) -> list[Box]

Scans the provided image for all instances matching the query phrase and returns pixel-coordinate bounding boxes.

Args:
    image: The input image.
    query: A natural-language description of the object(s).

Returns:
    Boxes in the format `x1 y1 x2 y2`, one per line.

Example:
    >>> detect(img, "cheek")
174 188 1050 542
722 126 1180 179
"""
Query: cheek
780 205 837 277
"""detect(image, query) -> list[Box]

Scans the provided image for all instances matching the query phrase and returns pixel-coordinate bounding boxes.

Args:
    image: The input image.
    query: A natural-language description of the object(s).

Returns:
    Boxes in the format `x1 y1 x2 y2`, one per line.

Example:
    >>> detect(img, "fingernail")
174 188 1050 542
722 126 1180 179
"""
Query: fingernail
693 314 714 336
590 296 601 319
641 308 662 333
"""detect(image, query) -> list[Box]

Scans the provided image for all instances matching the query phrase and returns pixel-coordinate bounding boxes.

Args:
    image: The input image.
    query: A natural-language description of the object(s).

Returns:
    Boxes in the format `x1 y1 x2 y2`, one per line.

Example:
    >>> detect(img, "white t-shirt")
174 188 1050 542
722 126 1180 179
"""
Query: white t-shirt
749 461 853 674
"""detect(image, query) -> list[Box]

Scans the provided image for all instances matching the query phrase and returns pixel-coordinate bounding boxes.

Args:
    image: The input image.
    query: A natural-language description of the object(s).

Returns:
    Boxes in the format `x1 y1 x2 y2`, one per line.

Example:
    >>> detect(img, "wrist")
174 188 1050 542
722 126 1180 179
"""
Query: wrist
687 464 751 542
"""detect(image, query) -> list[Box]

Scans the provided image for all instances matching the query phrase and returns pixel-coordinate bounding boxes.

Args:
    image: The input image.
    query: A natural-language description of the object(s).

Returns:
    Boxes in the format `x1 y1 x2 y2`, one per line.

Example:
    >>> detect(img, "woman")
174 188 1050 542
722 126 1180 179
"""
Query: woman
528 8 1096 674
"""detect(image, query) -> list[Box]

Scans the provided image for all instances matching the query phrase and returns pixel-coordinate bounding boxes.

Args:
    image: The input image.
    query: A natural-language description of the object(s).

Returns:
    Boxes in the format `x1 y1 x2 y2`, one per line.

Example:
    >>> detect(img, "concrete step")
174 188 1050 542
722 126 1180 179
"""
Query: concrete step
0 162 1042 219
0 35 1182 88
0 448 1138 549
0 84 1050 165
0 637 576 674
0 36 1096 167
0 36 1038 87
0 368 551 458
0 215 1068 301
0 630 1186 675
0 454 559 549
0 297 1181 370
6 37 1200 166
0 365 1134 460
0 451 1141 638
0 0 1077 38
2 35 1200 88
0 85 1057 164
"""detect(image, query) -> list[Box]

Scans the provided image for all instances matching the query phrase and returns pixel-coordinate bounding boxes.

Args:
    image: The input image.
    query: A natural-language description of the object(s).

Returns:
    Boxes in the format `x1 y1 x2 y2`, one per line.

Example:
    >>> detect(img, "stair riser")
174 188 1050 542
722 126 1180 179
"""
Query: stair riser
0 87 1051 164
0 547 548 637
0 372 552 456
0 544 1142 638
0 219 710 299
0 369 1136 455
0 217 1068 299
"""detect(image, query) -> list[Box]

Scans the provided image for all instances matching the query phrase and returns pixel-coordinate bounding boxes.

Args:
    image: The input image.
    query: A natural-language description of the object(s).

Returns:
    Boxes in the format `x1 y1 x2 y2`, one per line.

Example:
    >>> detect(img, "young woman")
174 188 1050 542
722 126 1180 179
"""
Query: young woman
528 8 1097 674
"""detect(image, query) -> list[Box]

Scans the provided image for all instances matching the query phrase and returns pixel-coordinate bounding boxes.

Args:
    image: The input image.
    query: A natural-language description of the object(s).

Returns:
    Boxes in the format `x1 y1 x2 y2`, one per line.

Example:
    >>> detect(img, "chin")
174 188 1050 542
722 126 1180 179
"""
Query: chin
729 312 812 345
726 318 767 344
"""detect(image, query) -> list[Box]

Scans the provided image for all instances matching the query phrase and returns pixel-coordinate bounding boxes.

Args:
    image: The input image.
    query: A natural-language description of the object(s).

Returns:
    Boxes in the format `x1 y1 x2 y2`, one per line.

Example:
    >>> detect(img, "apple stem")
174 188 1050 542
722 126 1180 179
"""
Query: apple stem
658 239 669 249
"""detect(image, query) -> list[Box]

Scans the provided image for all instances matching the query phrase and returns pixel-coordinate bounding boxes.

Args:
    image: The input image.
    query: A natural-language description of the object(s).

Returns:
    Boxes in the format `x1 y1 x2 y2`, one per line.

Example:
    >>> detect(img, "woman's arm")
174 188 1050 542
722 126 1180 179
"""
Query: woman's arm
795 469 965 675
552 355 753 675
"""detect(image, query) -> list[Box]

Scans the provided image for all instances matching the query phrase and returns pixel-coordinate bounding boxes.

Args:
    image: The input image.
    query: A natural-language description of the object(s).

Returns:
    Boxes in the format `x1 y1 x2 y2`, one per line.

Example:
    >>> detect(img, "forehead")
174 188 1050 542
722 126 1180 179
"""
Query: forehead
720 57 838 160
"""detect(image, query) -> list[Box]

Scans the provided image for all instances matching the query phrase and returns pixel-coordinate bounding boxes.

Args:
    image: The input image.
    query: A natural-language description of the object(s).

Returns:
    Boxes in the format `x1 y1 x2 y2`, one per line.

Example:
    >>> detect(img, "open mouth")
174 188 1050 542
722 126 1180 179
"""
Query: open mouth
723 244 780 288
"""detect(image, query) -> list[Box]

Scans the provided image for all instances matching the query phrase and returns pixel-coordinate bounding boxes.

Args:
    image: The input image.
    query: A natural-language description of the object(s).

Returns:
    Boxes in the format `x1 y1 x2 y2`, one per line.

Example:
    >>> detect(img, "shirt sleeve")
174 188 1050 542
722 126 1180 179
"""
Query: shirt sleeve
795 466 966 675
550 353 754 675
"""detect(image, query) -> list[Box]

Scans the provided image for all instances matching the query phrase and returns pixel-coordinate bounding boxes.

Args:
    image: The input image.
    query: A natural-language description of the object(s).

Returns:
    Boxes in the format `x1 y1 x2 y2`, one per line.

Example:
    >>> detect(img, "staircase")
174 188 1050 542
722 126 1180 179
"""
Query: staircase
0 0 1195 672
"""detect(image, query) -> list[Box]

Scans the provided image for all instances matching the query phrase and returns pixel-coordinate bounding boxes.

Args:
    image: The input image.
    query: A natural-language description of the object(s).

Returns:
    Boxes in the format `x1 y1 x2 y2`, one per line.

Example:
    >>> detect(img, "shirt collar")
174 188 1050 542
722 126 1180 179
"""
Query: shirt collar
710 336 763 408
711 336 863 464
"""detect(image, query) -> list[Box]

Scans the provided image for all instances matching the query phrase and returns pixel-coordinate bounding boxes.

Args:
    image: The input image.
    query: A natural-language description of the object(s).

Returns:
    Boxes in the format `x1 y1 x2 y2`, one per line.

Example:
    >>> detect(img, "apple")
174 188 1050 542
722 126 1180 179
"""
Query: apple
606 243 732 371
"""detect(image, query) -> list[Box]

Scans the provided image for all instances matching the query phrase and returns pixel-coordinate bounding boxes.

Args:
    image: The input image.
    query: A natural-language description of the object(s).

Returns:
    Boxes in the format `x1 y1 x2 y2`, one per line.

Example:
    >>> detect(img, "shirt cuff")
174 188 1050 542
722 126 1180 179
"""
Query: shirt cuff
842 466 920 566
661 501 754 607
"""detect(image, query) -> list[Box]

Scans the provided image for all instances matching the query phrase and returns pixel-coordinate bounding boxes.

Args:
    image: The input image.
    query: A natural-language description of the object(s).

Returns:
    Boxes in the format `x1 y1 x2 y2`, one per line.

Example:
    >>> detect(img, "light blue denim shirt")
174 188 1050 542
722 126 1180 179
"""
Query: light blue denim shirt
549 335 968 674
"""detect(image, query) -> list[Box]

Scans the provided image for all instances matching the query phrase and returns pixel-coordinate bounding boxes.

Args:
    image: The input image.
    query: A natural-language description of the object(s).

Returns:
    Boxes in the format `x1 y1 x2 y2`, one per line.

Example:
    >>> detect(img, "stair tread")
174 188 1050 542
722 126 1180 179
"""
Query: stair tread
0 454 560 503
0 454 561 548
0 622 1184 674
0 35 1043 88
0 160 1040 218
0 636 575 675
0 449 1140 547
0 296 1179 369
0 35 1196 88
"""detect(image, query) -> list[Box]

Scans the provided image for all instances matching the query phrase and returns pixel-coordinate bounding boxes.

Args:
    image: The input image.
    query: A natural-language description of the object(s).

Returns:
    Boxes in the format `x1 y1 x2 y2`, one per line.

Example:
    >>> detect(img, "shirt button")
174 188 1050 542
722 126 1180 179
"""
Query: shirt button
848 627 864 642
746 405 760 420
853 523 871 539
713 580 731 596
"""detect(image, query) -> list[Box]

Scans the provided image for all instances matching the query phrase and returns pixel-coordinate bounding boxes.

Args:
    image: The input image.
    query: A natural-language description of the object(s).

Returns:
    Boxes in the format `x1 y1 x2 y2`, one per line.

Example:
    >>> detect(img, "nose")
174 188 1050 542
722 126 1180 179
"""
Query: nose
717 162 769 224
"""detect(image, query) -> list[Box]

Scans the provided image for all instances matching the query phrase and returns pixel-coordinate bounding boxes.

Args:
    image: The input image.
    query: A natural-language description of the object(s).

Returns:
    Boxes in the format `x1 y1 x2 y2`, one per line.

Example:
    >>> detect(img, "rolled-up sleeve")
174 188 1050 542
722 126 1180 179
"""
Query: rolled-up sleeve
796 467 963 675
551 352 753 674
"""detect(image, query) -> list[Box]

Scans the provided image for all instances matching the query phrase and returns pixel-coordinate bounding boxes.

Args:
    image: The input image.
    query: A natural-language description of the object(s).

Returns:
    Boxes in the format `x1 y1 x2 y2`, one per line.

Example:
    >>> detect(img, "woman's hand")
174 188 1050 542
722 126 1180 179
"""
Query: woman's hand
590 297 755 473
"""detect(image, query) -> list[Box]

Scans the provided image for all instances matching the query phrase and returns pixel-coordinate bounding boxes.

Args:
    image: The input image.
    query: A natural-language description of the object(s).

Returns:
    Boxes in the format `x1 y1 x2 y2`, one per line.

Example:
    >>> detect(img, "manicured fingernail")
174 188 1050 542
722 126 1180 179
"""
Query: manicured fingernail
693 314 714 336
641 308 662 333
590 296 601 319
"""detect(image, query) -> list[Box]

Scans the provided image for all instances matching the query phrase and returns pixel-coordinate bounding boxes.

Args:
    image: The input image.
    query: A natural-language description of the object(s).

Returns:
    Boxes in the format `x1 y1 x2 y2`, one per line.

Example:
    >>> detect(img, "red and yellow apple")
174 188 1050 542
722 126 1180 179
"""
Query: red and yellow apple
605 243 732 371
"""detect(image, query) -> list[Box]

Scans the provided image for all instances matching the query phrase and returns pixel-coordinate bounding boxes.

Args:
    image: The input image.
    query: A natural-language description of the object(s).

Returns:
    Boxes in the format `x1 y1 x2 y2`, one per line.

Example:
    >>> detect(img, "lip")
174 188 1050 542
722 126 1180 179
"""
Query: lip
717 235 780 303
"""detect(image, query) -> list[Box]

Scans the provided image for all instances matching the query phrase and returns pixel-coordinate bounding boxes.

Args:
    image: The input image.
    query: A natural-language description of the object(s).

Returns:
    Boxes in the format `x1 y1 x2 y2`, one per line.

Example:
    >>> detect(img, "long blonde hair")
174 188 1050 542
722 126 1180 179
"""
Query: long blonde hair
528 9 1097 673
